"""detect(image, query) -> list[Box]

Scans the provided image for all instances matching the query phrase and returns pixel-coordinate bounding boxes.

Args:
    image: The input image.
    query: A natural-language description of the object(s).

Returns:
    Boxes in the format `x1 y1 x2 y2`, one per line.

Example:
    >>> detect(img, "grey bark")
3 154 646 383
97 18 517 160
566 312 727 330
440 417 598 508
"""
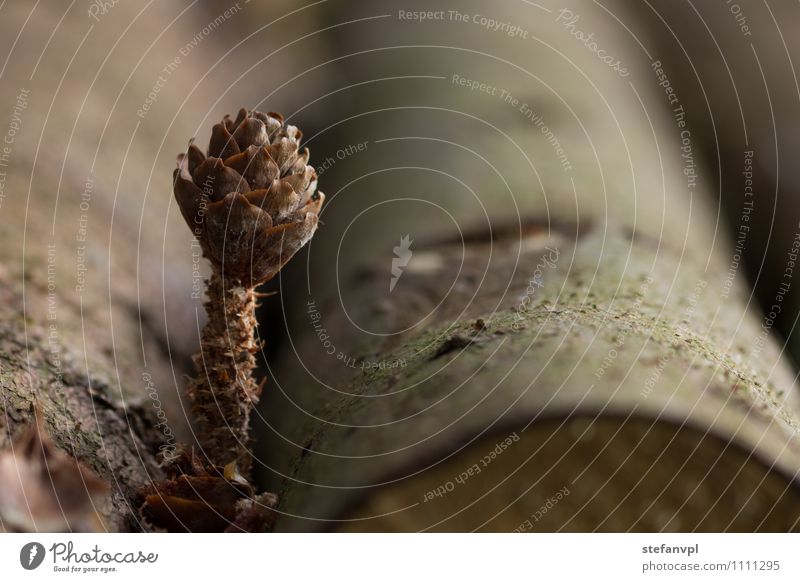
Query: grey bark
259 0 800 531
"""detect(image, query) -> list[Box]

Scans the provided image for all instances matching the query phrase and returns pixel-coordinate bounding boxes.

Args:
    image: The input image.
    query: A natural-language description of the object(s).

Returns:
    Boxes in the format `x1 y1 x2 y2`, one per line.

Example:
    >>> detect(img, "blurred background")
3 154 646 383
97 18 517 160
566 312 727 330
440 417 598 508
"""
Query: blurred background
2 0 800 530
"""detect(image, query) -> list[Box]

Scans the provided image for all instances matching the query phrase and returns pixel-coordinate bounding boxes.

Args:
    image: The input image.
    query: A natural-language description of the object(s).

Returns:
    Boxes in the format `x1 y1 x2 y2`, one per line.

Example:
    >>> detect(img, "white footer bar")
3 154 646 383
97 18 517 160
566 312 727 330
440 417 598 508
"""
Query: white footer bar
1 533 796 581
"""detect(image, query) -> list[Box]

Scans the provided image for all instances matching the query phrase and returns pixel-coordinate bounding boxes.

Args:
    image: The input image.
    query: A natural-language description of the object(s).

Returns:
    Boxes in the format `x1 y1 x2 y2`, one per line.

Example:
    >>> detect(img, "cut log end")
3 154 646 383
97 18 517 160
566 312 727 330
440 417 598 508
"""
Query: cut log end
337 417 800 532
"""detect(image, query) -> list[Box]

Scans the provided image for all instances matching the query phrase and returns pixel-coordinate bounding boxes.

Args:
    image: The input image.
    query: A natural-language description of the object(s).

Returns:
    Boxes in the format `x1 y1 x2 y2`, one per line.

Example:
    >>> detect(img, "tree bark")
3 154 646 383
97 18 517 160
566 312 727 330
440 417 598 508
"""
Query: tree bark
259 0 800 531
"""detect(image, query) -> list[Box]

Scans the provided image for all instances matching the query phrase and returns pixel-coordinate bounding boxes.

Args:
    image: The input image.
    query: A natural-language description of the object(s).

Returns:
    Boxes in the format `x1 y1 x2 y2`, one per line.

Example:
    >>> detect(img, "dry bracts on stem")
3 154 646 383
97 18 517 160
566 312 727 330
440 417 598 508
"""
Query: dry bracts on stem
140 449 277 533
173 108 323 286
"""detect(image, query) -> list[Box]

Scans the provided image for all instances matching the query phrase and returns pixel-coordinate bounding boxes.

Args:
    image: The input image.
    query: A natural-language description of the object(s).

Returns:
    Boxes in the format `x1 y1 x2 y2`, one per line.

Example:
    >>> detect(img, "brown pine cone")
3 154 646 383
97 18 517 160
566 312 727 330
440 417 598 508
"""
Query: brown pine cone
173 108 323 286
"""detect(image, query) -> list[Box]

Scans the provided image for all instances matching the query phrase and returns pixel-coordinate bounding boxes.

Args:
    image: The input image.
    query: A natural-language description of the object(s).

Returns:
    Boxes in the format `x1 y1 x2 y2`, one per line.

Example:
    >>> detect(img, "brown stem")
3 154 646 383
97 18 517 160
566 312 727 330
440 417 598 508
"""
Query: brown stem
186 268 261 474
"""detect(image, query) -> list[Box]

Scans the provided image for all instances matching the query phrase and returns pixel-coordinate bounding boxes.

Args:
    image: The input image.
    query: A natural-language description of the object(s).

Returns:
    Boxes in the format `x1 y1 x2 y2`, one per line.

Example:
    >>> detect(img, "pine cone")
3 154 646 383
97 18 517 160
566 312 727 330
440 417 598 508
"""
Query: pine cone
173 108 323 286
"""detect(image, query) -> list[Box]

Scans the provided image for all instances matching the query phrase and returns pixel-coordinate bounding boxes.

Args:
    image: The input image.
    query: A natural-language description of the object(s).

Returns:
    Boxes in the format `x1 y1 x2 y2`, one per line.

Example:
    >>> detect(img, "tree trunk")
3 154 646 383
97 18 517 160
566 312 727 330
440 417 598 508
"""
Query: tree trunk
260 0 800 531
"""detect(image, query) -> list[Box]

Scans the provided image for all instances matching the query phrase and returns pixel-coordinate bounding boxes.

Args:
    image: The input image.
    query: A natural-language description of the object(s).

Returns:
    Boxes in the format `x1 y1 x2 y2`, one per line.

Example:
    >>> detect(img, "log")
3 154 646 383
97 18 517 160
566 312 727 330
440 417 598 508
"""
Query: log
630 0 800 357
259 0 800 531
